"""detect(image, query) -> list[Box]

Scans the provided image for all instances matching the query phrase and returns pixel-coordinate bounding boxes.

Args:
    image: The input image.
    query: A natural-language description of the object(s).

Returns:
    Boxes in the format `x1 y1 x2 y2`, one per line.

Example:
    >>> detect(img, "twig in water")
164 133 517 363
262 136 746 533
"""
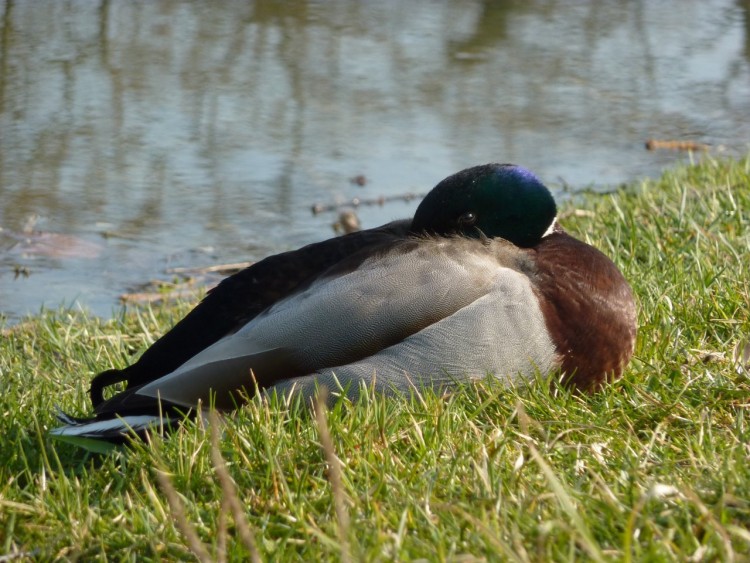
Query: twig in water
311 192 425 215
644 139 710 151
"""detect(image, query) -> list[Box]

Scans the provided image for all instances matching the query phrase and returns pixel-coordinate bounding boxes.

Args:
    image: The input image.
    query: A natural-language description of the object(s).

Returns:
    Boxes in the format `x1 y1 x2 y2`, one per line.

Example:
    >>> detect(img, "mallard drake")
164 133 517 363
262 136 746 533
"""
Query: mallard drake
51 164 636 446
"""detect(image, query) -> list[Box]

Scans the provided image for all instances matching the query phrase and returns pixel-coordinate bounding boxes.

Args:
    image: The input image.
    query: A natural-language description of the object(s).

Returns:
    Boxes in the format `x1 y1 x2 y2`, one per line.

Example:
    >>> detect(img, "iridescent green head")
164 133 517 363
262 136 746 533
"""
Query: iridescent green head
411 164 557 247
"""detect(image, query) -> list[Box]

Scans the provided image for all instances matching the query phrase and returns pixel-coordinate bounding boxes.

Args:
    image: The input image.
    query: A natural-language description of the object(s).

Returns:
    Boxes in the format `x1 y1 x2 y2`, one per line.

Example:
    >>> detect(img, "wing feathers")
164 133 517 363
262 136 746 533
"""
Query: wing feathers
135 238 528 408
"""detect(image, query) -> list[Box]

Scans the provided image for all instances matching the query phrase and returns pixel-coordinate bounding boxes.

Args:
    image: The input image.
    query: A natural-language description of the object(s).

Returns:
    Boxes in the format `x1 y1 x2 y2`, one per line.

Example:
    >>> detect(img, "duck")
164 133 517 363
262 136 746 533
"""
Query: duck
50 164 637 447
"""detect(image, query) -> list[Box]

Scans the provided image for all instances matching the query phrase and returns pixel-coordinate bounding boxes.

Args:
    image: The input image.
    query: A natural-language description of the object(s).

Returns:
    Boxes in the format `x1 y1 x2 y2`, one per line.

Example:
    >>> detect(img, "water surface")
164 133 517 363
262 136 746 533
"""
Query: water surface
1 0 749 321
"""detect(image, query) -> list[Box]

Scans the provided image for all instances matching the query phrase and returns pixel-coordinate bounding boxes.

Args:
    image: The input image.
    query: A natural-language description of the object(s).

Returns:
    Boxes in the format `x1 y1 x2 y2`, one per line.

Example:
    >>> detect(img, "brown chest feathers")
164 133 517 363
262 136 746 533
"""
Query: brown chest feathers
531 230 637 392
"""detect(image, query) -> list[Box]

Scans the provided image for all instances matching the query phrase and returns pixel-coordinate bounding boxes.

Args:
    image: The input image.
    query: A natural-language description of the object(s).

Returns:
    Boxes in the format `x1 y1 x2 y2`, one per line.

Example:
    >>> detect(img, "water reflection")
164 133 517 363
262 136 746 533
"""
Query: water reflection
0 0 748 320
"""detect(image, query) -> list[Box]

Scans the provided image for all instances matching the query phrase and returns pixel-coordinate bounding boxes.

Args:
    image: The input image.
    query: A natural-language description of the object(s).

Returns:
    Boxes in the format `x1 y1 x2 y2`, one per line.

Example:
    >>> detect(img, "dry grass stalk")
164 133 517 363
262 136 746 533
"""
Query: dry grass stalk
216 498 229 563
154 469 213 563
208 411 262 563
515 401 605 563
314 389 352 563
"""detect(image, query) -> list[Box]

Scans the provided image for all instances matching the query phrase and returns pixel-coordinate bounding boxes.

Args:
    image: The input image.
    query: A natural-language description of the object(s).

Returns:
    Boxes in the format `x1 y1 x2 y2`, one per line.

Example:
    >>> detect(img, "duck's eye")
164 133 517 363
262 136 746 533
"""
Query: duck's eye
458 211 477 226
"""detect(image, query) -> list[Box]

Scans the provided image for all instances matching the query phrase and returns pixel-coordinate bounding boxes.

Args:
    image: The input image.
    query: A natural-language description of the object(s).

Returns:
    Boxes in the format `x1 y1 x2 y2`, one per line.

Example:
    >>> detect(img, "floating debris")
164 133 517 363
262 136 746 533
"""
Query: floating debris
645 139 710 151
332 210 361 234
13 265 30 279
349 174 367 186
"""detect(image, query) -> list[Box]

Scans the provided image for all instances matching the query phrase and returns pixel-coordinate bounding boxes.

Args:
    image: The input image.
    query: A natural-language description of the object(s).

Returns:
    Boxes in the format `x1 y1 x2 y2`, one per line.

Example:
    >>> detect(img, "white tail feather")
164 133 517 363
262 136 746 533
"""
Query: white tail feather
50 415 164 439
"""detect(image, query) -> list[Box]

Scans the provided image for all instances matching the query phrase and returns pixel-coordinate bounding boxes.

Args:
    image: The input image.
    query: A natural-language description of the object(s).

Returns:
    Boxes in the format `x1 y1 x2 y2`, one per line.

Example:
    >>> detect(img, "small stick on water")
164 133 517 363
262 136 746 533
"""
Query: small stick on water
644 139 710 151
314 390 352 563
311 192 425 215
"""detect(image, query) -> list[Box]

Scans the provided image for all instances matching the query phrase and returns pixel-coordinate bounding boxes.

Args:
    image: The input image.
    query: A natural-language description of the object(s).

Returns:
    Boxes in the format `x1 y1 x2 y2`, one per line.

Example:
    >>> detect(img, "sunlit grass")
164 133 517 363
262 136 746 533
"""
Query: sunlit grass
2 155 749 560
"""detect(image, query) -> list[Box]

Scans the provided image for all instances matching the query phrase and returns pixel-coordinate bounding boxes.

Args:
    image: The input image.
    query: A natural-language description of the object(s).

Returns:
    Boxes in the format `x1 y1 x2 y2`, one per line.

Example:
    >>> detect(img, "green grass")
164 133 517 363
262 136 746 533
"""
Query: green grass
2 155 750 561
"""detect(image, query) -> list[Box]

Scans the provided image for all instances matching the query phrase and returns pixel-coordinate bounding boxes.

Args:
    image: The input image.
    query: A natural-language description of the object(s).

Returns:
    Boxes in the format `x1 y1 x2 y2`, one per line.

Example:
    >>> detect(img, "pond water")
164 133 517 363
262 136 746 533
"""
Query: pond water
1 0 749 322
